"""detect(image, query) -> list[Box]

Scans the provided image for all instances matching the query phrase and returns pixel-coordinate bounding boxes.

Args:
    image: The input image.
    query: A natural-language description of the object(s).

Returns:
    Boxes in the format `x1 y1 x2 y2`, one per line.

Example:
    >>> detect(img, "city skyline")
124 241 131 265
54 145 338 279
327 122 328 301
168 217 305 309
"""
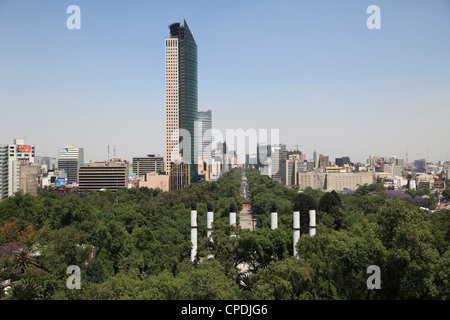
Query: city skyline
1 0 449 163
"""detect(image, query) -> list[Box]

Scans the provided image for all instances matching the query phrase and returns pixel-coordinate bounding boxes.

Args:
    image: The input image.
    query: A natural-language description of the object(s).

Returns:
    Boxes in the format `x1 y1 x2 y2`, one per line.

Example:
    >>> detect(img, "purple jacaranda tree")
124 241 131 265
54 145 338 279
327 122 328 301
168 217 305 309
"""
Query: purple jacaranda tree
0 242 27 257
337 189 355 194
385 189 414 202
413 196 428 207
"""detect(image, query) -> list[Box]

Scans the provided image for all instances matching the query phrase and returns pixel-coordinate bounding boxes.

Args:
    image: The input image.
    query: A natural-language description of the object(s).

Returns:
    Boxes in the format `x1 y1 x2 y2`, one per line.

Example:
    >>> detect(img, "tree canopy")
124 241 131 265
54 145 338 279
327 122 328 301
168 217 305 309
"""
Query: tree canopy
0 168 448 300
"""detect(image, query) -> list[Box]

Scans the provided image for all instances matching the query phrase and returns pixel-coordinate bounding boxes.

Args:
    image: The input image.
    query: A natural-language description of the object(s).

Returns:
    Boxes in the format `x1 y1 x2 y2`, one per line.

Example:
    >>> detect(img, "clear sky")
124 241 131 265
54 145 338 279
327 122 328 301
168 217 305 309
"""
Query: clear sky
1 0 449 164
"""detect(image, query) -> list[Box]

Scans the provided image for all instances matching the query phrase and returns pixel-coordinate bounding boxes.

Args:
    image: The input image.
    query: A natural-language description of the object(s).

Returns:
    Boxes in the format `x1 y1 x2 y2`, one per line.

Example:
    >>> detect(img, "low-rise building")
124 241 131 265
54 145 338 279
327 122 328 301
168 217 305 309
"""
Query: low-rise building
78 160 128 192
433 179 446 192
417 180 431 191
297 172 326 190
139 172 169 191
132 154 164 177
325 172 373 191
382 165 404 177
297 172 373 191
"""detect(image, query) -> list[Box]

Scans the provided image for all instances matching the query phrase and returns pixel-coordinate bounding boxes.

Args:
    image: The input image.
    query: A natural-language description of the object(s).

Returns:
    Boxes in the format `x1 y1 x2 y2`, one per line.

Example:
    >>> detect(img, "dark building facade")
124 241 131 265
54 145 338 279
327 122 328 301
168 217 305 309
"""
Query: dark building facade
169 162 191 191
335 157 351 167
132 154 164 176
57 159 79 184
78 161 128 192
318 154 329 169
415 159 426 173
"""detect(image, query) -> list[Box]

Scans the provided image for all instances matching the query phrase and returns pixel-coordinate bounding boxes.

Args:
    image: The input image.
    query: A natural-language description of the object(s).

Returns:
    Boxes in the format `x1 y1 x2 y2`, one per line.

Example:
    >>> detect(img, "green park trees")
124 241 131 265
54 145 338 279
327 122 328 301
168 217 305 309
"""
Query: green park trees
0 168 448 300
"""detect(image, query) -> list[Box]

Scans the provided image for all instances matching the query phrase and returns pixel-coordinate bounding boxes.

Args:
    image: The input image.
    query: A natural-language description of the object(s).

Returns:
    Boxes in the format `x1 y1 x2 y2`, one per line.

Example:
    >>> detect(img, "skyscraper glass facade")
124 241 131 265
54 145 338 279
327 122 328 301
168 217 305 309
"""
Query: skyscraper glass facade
165 20 198 181
196 110 212 166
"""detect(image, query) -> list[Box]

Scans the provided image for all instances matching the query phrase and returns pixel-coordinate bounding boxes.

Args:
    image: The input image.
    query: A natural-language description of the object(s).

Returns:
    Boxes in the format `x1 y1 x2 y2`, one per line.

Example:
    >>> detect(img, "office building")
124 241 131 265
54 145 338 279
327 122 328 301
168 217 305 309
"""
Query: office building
297 172 373 191
279 146 302 185
19 161 39 196
257 143 272 179
284 154 306 186
165 20 198 179
57 145 84 184
197 156 209 182
78 161 128 192
367 155 380 166
169 162 191 191
210 157 221 181
325 172 373 191
417 180 431 191
195 110 212 170
221 142 230 173
132 154 164 177
297 172 327 190
285 159 297 186
318 154 329 169
7 139 35 197
445 162 450 180
382 165 404 177
389 156 404 166
257 143 283 181
271 145 282 182
415 159 426 173
335 157 351 167
35 156 57 172
306 160 315 172
0 145 8 199
433 179 445 192
279 145 288 185
139 172 170 192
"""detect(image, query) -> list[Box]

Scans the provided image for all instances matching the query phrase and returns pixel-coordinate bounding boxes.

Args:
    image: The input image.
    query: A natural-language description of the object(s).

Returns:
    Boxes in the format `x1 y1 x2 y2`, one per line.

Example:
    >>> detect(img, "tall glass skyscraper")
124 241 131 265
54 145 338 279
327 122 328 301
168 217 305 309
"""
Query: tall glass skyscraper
196 110 212 168
165 20 198 180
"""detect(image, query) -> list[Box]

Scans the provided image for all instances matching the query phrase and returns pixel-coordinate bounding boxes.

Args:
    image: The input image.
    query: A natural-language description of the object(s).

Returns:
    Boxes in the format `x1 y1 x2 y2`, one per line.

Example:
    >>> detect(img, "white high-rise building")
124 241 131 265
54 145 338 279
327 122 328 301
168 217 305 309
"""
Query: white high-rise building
0 145 8 199
7 138 35 197
57 145 84 184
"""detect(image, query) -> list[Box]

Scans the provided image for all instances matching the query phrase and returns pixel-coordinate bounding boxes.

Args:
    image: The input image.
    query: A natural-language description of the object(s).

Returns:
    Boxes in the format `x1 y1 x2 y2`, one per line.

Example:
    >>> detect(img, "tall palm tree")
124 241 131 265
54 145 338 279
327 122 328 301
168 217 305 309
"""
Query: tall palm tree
12 250 39 275
8 278 42 300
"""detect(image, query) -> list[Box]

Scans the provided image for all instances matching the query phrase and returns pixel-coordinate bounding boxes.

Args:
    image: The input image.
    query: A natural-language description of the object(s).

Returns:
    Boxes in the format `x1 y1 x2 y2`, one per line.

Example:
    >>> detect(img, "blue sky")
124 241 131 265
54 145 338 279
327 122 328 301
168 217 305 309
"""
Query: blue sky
0 0 449 163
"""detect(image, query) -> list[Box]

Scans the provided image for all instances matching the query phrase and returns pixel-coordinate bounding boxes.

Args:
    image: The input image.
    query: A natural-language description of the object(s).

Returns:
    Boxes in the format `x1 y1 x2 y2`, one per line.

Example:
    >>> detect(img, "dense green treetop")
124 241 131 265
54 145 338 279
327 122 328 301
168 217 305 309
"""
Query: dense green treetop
0 168 448 300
